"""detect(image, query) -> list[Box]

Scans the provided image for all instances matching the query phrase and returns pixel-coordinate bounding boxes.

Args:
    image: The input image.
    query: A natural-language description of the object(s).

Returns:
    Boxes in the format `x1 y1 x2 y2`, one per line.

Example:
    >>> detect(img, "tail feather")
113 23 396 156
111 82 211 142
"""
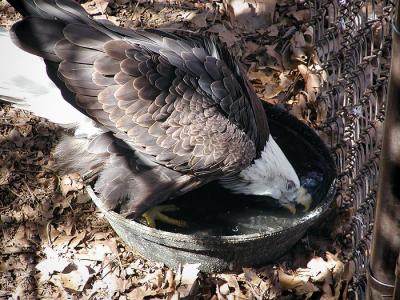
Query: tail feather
10 17 65 61
7 0 90 23
6 0 40 17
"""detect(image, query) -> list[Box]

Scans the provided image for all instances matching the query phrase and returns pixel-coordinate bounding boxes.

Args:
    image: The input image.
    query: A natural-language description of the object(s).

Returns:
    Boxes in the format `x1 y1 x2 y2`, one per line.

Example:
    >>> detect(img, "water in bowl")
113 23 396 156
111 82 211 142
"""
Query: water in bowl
155 169 326 236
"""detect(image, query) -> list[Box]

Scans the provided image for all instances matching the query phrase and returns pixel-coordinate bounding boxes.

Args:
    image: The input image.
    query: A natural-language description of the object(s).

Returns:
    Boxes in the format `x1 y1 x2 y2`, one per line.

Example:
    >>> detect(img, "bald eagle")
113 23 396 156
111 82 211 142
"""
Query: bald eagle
0 0 311 225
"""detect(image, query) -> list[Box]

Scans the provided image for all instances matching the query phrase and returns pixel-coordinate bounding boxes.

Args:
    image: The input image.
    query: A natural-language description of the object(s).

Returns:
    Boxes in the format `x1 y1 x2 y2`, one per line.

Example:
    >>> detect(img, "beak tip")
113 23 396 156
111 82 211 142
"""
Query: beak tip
282 203 297 214
297 187 312 212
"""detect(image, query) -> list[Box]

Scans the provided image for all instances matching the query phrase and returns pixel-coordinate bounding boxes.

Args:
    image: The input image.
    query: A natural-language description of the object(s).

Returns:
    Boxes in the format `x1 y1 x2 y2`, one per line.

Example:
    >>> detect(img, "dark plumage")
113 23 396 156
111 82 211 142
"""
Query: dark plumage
5 0 269 217
2 0 307 219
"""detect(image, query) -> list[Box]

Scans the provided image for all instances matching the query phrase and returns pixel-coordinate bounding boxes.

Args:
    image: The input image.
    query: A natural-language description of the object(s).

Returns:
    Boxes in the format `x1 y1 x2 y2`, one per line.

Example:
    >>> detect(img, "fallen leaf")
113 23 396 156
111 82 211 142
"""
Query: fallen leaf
298 64 322 102
190 11 208 28
60 264 90 292
36 247 71 280
0 165 11 185
69 231 86 249
75 243 113 261
248 70 275 86
277 269 307 289
52 234 75 249
180 263 200 285
219 274 240 292
127 286 147 300
208 24 238 47
164 269 176 292
288 9 311 22
326 252 344 280
95 0 110 13
306 257 331 282
224 0 276 31
60 173 84 196
265 44 283 69
102 268 126 295
139 269 164 289
218 282 230 296
6 224 32 250
266 24 279 37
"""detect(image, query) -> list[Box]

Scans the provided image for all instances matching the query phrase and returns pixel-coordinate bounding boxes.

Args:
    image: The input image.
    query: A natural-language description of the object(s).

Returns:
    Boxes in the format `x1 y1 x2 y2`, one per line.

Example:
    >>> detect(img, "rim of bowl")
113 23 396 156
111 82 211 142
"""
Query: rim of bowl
88 180 336 245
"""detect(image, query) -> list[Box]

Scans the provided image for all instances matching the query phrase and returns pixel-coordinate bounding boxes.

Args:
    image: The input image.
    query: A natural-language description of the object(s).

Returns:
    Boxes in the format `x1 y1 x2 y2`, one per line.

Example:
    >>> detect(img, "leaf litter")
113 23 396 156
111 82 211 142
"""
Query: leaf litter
0 0 349 299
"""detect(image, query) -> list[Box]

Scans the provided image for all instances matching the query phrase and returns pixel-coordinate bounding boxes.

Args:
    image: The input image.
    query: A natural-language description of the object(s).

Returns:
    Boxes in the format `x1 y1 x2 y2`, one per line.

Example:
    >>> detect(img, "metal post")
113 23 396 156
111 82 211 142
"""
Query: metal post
367 1 400 299
393 255 400 299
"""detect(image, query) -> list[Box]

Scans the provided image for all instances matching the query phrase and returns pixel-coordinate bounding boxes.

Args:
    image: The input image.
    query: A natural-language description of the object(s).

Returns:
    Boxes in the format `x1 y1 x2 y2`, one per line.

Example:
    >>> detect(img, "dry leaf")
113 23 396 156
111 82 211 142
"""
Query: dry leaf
243 41 260 57
326 252 345 279
60 173 84 196
164 269 176 292
267 24 279 37
0 166 11 185
216 282 230 299
179 263 200 285
243 268 262 286
248 70 276 90
190 12 208 28
52 235 75 248
127 286 147 300
208 24 238 47
102 268 126 295
321 281 335 300
298 64 322 102
306 257 331 282
288 9 311 22
224 0 276 31
139 269 164 289
69 231 86 249
95 0 110 13
278 269 306 289
60 264 90 292
6 224 32 251
176 263 200 297
219 274 240 292
75 243 113 261
291 32 308 62
36 247 71 280
265 45 283 69
294 281 319 297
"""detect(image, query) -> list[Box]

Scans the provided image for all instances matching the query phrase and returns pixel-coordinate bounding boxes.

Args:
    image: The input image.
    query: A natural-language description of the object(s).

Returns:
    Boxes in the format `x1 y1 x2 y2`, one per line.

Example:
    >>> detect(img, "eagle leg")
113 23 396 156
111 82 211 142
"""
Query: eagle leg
141 205 187 228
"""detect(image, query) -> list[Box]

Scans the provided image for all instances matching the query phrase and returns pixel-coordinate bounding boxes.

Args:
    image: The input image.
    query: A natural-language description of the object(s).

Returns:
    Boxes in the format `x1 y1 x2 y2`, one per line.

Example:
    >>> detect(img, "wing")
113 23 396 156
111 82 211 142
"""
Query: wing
10 3 268 177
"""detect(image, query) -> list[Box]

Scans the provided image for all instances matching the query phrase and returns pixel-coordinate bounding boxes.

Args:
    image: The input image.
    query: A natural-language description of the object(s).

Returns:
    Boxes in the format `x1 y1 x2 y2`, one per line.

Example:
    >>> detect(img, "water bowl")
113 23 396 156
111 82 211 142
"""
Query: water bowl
88 102 336 272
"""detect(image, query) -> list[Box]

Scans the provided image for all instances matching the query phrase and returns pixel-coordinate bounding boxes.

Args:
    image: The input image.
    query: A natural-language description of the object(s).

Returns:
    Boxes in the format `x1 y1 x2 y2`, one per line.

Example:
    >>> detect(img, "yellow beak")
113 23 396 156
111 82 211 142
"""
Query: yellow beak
297 187 312 211
282 203 297 214
282 187 313 214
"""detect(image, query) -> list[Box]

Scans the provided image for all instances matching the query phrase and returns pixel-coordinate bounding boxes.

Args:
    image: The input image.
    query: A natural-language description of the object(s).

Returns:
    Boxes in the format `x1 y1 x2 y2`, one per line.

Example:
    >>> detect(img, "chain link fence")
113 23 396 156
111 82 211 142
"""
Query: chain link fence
305 0 395 297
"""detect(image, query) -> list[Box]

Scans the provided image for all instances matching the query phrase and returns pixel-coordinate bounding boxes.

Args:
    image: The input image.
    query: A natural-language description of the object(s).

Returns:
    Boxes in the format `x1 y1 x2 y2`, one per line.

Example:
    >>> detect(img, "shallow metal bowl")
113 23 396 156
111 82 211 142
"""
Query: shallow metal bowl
89 102 336 272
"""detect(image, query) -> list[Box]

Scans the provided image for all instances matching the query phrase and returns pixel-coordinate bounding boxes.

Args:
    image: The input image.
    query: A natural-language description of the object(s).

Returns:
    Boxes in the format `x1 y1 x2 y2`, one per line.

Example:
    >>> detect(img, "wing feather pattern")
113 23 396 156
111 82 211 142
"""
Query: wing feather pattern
9 0 269 215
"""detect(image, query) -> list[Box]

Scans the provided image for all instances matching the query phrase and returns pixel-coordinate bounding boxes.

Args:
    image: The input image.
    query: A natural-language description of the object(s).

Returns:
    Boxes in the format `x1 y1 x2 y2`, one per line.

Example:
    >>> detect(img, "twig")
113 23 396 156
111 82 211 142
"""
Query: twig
23 179 37 203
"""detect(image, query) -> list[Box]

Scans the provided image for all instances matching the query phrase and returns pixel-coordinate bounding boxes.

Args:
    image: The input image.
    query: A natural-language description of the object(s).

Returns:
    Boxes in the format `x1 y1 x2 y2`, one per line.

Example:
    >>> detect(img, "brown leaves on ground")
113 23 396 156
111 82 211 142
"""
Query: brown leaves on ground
60 173 84 196
278 253 345 299
224 0 277 32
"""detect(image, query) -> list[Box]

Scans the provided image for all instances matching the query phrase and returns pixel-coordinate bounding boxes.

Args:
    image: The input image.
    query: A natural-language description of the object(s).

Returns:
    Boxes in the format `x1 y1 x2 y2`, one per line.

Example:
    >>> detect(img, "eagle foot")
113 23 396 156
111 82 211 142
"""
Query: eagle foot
141 205 187 228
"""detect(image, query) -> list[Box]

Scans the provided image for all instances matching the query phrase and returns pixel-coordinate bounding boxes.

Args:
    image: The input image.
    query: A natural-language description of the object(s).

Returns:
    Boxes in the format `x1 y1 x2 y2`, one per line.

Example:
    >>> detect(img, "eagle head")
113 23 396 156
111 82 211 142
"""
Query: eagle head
221 135 312 213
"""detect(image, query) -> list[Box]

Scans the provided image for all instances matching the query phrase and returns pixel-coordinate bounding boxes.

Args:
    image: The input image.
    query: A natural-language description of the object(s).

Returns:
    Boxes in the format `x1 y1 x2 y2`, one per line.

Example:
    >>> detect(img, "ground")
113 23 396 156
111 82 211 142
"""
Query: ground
0 0 355 299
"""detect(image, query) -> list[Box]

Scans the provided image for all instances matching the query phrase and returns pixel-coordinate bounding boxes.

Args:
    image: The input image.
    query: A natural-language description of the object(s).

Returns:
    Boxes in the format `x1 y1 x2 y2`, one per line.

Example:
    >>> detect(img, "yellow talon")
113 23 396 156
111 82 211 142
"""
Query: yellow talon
142 205 187 228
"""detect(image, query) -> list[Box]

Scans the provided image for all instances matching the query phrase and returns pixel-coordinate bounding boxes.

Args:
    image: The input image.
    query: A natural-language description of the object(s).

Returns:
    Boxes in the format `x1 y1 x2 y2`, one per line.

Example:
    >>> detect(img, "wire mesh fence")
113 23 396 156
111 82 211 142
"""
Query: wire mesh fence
307 0 395 297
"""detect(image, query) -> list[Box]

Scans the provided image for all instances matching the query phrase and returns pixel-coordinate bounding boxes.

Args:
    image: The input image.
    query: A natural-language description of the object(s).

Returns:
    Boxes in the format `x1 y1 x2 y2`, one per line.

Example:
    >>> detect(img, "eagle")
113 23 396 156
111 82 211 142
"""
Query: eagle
0 0 311 226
